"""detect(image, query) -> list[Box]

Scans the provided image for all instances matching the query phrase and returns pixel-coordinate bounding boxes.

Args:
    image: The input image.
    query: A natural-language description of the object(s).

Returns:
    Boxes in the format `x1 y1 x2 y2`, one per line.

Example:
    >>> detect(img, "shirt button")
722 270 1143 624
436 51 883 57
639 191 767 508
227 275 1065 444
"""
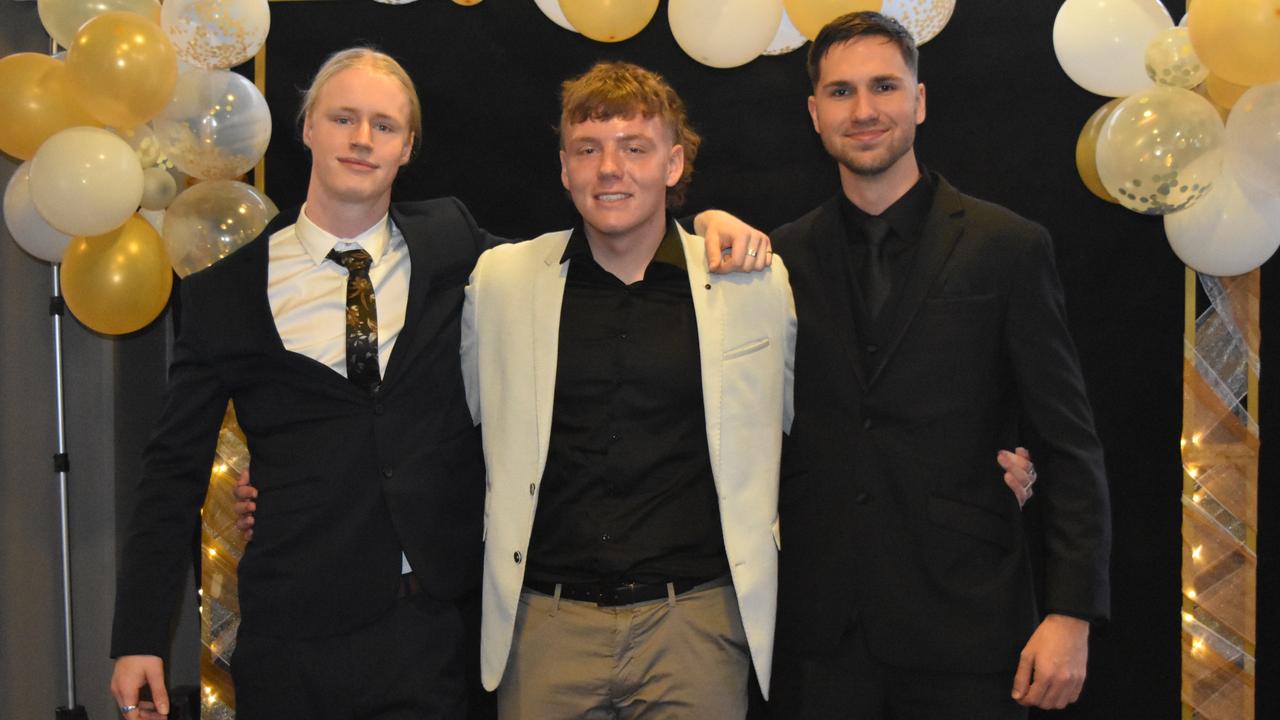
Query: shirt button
529 483 536 496
374 403 385 415
610 433 620 442
381 466 394 478
865 344 879 354
619 332 628 340
513 551 522 564
853 492 871 505
601 533 611 542
862 418 873 430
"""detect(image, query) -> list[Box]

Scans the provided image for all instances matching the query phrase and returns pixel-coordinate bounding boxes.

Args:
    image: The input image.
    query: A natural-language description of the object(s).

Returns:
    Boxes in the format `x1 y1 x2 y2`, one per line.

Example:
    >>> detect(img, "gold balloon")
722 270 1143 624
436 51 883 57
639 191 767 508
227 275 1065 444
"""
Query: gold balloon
67 11 178 129
783 0 882 41
62 215 174 335
1187 0 1280 87
0 53 100 160
452 0 483 4
1203 73 1249 112
1075 98 1124 204
558 0 659 42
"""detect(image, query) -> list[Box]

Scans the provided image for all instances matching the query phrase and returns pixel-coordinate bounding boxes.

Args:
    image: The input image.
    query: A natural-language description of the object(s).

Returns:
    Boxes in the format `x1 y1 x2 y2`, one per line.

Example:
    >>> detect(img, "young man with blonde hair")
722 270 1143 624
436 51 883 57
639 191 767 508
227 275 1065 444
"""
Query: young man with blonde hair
463 61 795 719
110 48 765 720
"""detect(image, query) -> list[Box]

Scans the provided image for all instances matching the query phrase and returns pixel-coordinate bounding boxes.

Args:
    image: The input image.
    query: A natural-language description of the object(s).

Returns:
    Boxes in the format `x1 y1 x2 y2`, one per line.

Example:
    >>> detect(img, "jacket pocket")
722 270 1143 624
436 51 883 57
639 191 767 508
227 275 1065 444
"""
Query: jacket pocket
723 336 770 360
927 495 1011 550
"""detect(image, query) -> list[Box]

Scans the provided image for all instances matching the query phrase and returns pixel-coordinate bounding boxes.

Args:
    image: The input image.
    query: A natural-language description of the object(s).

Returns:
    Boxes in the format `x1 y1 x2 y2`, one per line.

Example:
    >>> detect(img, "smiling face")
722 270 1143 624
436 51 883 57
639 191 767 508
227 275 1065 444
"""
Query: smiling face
302 65 414 214
559 113 684 246
808 35 926 182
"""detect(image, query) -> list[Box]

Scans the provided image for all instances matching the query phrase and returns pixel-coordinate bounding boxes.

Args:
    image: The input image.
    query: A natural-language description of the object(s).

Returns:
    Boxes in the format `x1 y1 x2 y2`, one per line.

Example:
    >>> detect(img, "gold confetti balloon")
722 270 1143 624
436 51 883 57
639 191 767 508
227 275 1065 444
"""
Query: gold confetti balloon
161 0 271 70
162 180 277 277
154 69 273 181
880 0 954 46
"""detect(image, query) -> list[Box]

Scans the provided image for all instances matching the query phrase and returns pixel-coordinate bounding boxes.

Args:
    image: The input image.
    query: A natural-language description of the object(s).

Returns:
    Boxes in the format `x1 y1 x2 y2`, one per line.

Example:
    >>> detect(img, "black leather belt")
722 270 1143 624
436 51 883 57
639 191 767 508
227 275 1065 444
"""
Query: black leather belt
398 572 422 598
523 577 708 606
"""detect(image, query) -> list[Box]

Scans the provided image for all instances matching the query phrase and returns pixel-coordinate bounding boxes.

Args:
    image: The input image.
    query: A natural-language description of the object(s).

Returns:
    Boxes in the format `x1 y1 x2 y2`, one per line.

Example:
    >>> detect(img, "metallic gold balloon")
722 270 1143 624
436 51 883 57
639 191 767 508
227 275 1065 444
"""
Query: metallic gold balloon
61 215 174 335
67 11 178 129
783 0 881 41
1074 98 1124 204
1203 73 1249 112
1188 0 1280 88
36 0 161 50
558 0 660 43
0 53 100 160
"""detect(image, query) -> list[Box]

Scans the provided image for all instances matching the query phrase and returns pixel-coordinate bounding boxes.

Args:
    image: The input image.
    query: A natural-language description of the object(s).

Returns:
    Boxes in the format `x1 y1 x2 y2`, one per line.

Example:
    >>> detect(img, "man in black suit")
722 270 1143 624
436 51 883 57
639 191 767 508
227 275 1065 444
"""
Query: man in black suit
767 13 1110 719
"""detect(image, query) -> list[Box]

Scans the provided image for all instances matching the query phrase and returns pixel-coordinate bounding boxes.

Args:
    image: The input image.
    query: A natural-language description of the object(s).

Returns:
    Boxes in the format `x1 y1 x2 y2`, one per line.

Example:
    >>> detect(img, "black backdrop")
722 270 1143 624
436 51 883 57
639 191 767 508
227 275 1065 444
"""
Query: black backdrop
257 1 1278 717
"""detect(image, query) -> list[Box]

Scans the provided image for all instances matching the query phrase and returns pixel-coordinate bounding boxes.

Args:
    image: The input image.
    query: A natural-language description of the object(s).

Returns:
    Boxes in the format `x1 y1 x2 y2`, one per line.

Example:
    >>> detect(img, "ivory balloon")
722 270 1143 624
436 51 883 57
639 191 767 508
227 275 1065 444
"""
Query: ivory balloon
881 0 955 46
1187 0 1280 88
669 0 783 69
67 11 178 129
4 161 72 262
154 69 272 180
141 167 179 211
763 9 807 56
1225 82 1280 198
1144 27 1207 89
535 0 577 32
1053 0 1172 97
161 0 271 70
0 53 100 161
1165 173 1280 277
37 0 161 49
783 0 881 41
61 215 173 334
29 126 145 237
1096 85 1225 215
557 0 659 43
163 180 277 277
1074 98 1124 204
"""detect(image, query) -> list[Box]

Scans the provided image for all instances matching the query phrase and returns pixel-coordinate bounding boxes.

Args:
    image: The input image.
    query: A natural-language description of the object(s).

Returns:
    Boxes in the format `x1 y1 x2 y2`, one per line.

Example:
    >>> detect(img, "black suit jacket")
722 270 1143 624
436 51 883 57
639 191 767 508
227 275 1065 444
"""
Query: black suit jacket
773 175 1110 674
111 198 496 657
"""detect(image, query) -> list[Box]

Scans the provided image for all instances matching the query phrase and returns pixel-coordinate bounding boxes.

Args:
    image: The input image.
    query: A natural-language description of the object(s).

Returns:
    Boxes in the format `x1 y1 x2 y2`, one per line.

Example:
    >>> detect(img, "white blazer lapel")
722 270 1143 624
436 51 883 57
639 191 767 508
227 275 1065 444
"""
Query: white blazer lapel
531 238 570 475
680 226 723 479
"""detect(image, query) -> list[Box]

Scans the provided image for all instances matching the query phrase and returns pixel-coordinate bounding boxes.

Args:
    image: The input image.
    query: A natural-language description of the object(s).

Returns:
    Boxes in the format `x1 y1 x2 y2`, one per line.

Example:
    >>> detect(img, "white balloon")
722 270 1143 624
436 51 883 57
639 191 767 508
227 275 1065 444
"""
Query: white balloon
29 127 145 237
763 9 807 56
1225 82 1280 199
141 166 179 210
161 0 271 70
4 161 72 263
669 0 783 69
1165 172 1280 276
154 69 273 180
881 0 956 46
1053 0 1173 97
534 0 577 32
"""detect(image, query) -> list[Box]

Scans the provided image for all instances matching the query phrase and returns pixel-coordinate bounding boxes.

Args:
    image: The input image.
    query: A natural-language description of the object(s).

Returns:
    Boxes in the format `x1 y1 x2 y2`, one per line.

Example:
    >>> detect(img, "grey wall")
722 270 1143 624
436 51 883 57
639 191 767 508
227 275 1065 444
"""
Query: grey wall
1 3 199 717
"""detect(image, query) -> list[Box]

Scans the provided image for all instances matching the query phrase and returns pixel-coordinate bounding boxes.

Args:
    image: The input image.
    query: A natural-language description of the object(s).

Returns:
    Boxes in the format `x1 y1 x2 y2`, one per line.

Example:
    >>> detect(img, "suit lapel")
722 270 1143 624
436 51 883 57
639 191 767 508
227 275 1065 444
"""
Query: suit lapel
381 205 433 390
680 227 722 474
810 198 868 389
868 179 965 387
532 235 571 473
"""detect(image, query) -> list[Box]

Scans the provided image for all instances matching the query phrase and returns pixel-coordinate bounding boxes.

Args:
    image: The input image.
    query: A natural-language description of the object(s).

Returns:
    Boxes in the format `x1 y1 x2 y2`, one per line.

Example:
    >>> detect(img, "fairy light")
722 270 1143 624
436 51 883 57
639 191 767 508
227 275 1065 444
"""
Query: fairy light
1191 545 1203 561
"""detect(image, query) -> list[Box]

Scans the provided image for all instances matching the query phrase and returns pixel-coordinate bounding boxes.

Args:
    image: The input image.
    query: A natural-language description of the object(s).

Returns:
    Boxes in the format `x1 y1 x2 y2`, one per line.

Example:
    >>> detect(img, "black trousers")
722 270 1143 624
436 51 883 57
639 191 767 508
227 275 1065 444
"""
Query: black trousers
231 594 469 720
769 623 1028 720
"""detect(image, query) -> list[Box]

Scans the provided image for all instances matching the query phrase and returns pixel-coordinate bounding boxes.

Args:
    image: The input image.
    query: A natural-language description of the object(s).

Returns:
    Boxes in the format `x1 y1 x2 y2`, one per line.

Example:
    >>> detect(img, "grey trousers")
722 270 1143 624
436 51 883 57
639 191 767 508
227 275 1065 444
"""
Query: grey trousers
497 578 752 719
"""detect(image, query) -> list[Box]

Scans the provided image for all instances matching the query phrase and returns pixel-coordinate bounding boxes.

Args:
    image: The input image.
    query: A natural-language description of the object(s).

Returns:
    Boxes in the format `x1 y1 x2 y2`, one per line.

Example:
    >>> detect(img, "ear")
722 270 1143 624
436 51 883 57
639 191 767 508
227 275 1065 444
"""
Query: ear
915 83 927 125
302 112 314 149
807 95 820 134
665 144 685 187
399 132 414 166
559 149 570 191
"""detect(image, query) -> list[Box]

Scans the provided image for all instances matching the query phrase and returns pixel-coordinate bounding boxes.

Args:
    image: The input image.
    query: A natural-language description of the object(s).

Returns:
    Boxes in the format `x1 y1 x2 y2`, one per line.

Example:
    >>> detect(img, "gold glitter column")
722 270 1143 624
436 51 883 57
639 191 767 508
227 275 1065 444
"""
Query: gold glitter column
1181 269 1260 719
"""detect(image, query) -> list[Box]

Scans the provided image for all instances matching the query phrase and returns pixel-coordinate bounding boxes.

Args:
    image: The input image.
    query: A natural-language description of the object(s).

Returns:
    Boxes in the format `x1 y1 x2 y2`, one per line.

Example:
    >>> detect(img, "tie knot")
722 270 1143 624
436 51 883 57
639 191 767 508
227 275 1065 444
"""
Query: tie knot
864 217 891 247
327 247 373 274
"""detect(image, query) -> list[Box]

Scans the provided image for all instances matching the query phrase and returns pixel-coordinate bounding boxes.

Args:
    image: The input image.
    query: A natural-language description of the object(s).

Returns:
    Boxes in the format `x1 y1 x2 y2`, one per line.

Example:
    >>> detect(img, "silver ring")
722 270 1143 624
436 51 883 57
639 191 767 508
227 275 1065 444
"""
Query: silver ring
119 706 138 715
746 248 758 258
1024 464 1037 490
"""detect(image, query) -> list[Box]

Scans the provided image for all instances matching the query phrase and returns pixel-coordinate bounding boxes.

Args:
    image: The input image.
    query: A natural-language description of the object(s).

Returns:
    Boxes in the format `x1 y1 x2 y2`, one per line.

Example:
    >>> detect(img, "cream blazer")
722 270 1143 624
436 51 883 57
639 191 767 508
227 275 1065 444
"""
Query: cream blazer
462 226 796 697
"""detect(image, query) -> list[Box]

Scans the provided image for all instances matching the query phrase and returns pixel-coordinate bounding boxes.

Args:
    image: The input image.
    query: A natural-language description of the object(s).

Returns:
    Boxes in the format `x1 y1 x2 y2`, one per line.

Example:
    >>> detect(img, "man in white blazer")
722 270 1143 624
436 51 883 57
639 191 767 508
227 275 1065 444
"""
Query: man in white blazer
461 61 795 718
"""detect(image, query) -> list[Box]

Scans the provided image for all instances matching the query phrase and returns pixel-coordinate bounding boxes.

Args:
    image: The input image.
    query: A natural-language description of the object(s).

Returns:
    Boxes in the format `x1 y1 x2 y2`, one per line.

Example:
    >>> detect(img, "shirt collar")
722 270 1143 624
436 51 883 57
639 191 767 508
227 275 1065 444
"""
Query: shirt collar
560 218 687 271
839 163 937 242
295 203 393 266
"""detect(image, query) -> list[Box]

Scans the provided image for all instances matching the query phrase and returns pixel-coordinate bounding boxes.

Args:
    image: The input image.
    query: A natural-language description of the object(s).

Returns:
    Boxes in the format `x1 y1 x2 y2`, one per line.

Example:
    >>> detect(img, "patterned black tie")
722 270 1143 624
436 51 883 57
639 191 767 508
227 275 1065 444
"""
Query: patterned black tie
862 217 893 320
327 247 380 392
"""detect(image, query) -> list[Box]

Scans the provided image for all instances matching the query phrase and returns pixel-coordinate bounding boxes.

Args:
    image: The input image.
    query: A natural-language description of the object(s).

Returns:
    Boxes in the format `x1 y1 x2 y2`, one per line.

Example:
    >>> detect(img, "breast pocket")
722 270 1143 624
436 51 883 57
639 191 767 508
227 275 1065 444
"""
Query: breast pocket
723 336 771 360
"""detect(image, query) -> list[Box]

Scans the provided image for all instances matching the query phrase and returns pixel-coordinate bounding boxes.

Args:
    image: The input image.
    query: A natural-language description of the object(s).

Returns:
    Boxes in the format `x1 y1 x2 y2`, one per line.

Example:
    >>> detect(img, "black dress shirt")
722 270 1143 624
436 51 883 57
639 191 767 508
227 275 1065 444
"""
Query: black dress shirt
838 167 937 364
525 222 729 585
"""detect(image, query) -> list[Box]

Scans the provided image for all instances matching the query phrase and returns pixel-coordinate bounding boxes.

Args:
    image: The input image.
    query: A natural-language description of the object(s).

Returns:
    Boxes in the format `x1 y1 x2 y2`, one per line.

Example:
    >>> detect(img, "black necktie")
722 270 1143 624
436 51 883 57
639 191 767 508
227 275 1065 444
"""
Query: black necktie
862 217 893 320
327 247 380 392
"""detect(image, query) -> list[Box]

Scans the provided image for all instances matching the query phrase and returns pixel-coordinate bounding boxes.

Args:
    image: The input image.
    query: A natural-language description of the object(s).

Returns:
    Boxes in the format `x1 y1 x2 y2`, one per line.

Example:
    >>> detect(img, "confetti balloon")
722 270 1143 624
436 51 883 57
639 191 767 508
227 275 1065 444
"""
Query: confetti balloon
762 9 807 56
154 69 272 180
1144 27 1208 89
161 0 271 70
163 180 277 277
881 0 954 46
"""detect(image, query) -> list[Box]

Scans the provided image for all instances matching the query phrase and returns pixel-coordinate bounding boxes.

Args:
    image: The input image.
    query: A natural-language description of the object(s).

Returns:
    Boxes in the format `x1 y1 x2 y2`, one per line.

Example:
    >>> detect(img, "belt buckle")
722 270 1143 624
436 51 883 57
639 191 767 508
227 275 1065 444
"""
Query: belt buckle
600 581 638 606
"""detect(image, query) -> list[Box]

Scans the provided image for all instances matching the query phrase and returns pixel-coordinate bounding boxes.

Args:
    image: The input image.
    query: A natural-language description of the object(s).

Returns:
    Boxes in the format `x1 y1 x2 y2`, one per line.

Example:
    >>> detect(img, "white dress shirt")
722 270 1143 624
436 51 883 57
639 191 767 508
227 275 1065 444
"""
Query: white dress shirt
267 203 414 573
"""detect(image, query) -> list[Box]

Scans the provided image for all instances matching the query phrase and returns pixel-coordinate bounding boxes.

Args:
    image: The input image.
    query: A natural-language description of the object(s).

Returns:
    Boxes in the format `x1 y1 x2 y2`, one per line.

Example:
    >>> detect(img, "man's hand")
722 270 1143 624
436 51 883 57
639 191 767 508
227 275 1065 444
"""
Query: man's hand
234 467 257 540
1011 614 1090 709
997 447 1036 508
695 209 772 273
111 655 169 719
